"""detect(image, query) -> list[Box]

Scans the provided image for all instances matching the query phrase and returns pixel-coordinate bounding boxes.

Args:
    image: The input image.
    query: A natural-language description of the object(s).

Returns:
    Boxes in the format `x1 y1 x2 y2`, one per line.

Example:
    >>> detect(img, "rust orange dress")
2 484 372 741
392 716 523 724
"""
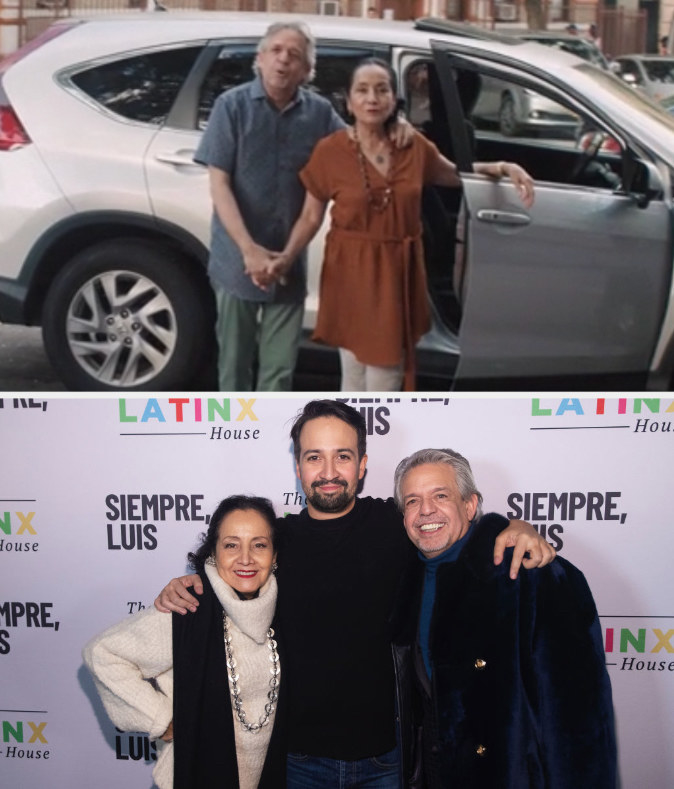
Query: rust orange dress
300 128 441 391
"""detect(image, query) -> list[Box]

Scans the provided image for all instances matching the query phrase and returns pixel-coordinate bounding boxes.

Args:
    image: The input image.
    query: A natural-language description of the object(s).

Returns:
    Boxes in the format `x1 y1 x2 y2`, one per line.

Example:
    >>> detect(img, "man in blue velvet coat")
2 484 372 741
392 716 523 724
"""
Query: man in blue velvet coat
392 448 617 789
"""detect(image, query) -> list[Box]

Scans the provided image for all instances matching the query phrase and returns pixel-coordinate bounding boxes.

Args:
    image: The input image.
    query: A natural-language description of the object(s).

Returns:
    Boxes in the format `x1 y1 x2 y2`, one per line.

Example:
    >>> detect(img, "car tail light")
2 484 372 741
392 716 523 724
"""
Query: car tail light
0 104 30 150
0 22 79 152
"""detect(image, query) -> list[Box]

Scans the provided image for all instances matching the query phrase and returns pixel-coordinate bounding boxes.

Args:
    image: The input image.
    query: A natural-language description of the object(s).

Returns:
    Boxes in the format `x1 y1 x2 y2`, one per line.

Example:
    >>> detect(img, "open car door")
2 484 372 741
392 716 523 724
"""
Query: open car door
429 42 672 386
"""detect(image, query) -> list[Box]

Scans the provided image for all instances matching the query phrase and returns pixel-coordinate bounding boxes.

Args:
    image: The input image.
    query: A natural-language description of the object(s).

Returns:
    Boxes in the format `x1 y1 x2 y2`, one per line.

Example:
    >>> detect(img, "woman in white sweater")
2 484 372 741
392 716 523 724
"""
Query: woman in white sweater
83 495 285 789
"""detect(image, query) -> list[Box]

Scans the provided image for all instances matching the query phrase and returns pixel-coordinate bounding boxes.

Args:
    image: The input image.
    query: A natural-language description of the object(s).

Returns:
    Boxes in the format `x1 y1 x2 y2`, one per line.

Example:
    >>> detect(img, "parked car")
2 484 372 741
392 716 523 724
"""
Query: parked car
471 78 580 137
613 55 674 102
1 13 674 390
470 30 607 137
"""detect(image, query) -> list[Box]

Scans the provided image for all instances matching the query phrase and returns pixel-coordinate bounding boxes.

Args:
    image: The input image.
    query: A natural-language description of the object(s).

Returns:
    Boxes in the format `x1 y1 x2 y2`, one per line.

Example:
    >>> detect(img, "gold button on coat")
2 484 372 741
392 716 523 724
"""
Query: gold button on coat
474 658 487 670
476 744 487 756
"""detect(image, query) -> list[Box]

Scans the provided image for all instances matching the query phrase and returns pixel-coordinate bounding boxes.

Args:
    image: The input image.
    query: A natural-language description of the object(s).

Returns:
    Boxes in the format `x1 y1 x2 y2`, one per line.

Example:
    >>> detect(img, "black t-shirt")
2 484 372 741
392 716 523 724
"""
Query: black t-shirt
275 496 415 759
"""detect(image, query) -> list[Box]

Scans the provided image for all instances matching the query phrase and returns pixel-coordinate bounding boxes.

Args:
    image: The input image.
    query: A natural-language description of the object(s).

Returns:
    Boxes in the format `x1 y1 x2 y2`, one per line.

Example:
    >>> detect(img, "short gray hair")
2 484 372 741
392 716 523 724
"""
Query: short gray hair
254 21 317 83
393 448 483 519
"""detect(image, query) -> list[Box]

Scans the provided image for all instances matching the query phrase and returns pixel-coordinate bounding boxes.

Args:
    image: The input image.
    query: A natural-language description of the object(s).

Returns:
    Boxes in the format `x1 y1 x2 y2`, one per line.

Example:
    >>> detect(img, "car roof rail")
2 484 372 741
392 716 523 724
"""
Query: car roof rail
414 17 518 45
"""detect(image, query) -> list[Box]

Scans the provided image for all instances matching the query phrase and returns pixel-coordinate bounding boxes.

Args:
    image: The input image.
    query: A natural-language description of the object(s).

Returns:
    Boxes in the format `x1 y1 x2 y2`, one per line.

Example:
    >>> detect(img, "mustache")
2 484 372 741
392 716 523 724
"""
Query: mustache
311 477 348 491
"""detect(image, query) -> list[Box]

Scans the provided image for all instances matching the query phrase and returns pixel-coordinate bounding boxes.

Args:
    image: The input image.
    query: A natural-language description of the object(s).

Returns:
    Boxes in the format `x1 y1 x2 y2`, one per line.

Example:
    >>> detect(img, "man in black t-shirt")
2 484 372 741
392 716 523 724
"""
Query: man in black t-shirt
155 400 555 788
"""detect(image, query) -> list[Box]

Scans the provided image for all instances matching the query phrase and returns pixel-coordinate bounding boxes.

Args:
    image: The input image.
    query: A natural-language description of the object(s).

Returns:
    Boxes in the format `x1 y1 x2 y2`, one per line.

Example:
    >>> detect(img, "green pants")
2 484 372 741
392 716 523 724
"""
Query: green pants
214 286 304 391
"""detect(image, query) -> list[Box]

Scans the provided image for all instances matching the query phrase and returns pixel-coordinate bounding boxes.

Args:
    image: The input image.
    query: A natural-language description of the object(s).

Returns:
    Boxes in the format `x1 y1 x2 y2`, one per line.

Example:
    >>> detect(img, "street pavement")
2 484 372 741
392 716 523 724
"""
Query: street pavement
0 324 66 391
0 324 648 393
0 324 343 392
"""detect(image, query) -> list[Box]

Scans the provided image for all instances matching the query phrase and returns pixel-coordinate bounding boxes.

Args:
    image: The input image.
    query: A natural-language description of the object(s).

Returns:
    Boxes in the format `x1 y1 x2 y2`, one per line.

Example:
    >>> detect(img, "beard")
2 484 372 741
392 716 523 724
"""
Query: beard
305 478 355 514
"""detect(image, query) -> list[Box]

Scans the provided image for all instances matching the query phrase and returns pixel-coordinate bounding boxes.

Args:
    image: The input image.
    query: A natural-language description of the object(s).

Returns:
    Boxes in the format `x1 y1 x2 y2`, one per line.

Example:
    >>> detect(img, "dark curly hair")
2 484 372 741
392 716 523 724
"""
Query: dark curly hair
290 400 367 463
188 495 277 571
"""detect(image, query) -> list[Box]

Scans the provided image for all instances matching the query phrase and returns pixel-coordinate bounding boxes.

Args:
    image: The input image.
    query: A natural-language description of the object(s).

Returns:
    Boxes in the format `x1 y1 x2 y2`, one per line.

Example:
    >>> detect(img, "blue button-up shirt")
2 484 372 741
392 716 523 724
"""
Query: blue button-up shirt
195 77 343 303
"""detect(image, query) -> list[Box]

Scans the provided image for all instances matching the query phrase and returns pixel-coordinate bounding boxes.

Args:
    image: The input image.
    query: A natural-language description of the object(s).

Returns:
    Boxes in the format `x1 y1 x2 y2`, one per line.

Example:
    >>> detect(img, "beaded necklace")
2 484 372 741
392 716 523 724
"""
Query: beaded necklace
223 613 280 732
352 125 394 213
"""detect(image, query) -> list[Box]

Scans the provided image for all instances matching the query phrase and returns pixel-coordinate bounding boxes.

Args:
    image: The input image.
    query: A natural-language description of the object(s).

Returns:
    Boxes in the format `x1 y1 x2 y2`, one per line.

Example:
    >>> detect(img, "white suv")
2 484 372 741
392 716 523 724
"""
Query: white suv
2 13 674 390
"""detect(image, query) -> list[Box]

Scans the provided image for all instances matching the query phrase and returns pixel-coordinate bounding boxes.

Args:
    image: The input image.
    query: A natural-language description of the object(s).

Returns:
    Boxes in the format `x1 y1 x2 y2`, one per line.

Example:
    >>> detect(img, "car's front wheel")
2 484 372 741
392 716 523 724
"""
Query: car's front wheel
42 239 212 390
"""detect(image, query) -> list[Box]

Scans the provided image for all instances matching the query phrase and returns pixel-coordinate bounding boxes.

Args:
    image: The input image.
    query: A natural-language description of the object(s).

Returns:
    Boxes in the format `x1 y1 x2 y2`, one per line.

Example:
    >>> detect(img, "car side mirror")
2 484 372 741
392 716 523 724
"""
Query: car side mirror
624 158 663 208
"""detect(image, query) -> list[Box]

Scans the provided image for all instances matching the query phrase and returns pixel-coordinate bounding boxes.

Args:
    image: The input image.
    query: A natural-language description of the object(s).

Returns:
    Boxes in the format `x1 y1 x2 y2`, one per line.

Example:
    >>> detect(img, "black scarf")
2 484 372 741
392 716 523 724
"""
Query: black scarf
172 570 239 788
172 570 287 789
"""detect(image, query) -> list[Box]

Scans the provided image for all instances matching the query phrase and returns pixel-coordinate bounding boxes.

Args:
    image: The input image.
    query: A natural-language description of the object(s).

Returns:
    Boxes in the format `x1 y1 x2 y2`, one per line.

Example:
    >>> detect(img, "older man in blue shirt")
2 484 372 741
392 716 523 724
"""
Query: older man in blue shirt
195 22 343 391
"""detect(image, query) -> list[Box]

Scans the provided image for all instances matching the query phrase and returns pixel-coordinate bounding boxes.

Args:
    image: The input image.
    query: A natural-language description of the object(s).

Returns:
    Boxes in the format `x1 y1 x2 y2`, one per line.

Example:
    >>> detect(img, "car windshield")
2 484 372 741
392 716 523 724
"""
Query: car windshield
641 59 674 82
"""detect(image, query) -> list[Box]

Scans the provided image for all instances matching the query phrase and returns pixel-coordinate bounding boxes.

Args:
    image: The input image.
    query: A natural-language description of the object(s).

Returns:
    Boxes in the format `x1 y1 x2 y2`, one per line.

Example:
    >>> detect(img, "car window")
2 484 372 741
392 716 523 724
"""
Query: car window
197 45 257 129
416 57 626 192
311 45 390 118
197 43 389 129
470 71 581 142
406 61 432 127
68 46 203 125
472 69 624 189
641 59 674 83
617 59 644 85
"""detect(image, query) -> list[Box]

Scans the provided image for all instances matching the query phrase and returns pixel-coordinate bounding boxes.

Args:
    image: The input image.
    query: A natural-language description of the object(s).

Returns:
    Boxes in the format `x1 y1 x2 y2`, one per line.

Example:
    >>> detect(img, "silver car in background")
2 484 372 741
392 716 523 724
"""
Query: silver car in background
471 31 607 138
471 78 580 137
613 55 674 102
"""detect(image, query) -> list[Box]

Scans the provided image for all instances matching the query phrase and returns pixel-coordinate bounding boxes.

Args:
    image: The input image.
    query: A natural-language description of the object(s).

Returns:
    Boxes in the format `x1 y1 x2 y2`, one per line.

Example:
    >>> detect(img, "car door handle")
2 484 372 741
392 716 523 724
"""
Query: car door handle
476 209 531 226
154 150 201 167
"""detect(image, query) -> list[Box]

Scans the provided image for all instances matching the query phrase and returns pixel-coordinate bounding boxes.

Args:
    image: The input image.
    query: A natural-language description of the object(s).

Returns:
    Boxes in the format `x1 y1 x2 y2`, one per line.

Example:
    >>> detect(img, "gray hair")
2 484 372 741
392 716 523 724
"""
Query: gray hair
254 21 317 83
393 448 483 520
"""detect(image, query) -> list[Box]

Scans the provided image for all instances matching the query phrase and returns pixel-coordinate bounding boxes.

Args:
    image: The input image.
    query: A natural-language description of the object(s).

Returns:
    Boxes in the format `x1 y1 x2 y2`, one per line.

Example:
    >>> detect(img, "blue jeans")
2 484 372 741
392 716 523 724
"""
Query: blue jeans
286 742 401 788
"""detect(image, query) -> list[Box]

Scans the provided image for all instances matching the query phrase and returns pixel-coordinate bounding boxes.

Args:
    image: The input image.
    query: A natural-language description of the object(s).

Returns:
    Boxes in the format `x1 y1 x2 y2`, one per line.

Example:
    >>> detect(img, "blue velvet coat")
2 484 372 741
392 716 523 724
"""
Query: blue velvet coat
392 514 617 789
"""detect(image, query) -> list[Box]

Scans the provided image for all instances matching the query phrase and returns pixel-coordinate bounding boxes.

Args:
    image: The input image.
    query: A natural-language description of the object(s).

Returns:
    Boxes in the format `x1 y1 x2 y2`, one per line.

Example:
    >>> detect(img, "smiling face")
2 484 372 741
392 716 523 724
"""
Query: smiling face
255 28 310 103
401 463 478 558
295 416 367 519
214 508 276 598
347 62 397 129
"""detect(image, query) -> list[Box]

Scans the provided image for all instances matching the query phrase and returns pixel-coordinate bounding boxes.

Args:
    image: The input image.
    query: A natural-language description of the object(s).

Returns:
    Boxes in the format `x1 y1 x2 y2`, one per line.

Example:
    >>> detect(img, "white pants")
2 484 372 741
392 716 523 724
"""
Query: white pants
339 348 403 392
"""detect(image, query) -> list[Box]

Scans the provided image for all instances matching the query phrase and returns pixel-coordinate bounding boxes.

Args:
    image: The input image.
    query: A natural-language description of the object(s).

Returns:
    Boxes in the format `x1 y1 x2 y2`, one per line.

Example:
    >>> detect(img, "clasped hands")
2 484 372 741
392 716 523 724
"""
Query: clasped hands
243 244 291 291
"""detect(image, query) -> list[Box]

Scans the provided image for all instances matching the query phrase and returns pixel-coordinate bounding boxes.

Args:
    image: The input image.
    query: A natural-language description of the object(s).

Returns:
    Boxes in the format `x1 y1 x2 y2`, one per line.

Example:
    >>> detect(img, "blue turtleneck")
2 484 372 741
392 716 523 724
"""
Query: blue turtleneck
418 525 473 679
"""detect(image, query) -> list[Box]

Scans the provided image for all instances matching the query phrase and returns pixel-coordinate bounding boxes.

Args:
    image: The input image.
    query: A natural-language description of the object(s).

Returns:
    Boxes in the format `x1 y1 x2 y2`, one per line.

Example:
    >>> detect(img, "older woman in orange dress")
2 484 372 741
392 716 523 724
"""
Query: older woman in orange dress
276 58 533 391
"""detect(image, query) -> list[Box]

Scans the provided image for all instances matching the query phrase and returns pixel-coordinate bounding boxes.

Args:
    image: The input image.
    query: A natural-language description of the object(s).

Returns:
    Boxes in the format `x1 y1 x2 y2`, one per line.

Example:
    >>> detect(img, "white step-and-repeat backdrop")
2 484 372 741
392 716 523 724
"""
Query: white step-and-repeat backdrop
2 394 673 787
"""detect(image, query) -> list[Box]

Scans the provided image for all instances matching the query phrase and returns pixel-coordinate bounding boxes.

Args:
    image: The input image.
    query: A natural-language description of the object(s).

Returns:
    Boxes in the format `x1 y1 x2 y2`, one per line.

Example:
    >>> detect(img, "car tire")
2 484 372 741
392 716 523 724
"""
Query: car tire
42 239 213 391
498 94 521 137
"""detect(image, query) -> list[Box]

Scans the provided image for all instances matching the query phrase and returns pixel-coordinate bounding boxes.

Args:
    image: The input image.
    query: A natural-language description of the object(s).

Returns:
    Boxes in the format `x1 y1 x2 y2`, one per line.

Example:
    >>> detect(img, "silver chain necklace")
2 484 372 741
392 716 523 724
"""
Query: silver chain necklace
223 612 280 732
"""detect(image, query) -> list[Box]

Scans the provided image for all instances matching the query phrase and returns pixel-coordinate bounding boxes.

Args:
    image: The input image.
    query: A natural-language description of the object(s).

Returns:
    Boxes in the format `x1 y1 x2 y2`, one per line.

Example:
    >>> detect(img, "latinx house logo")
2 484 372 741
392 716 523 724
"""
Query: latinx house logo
0 510 38 552
1 719 49 760
604 624 674 672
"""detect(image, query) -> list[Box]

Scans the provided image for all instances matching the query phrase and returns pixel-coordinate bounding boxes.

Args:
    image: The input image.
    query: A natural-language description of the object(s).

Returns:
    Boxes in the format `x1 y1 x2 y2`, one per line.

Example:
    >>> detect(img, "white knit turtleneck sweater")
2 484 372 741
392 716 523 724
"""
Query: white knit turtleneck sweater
205 564 279 789
82 569 279 789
